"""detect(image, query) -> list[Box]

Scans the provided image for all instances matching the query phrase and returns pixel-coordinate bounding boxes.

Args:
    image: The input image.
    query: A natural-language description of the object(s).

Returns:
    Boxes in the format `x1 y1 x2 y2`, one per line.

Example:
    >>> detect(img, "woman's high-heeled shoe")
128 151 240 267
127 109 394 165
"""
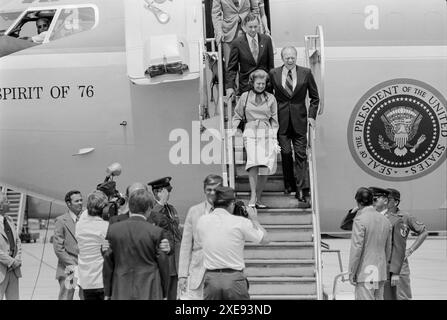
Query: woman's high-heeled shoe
255 201 267 209
248 198 256 207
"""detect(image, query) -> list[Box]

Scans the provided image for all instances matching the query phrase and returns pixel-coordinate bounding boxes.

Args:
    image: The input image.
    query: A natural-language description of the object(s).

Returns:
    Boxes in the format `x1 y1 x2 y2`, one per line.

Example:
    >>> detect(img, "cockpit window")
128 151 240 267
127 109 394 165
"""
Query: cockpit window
49 7 96 41
4 5 97 44
6 9 56 42
0 11 21 35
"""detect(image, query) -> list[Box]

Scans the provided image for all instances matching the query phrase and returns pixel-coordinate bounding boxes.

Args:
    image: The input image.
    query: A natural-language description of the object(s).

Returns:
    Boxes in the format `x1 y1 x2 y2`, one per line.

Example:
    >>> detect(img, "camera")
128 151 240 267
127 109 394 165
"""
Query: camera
233 200 249 218
96 163 125 221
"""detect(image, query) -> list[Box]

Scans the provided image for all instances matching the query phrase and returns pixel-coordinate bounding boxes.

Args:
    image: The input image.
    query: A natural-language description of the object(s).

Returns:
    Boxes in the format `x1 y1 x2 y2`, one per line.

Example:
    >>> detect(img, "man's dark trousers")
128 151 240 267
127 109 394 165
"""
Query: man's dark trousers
278 119 309 194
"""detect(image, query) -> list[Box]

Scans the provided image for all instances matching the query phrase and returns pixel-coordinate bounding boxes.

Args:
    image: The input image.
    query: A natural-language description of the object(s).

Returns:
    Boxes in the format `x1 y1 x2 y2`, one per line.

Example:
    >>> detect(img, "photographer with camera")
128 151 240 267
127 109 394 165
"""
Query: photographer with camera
196 186 269 300
75 190 109 300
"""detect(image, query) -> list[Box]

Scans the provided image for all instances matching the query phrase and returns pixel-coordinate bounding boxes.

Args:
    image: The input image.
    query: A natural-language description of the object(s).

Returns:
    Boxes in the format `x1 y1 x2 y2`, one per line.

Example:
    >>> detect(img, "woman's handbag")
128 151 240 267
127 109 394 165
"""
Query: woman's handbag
237 92 250 132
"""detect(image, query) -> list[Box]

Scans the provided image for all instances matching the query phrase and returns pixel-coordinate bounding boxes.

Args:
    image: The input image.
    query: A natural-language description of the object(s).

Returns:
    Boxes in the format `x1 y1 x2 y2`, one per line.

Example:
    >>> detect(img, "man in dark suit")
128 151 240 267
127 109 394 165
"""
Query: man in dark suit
148 177 182 300
103 189 169 300
269 46 320 204
0 193 22 300
53 190 84 300
226 12 274 98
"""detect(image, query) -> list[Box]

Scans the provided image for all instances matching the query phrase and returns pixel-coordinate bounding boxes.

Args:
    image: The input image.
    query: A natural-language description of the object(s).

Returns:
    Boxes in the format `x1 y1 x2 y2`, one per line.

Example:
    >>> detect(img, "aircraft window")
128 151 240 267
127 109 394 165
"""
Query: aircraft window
7 9 56 42
0 11 21 35
49 7 96 41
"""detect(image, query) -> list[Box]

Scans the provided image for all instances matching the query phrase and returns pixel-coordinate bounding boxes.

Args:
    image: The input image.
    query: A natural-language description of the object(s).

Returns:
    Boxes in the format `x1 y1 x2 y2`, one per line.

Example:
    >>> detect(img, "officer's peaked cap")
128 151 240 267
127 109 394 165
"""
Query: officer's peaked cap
368 187 390 198
387 188 400 200
148 177 172 191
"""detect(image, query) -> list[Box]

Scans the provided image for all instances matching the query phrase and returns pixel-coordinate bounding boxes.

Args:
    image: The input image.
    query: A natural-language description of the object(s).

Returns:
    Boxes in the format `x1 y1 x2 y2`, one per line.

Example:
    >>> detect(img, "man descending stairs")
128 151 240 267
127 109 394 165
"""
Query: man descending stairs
233 148 319 299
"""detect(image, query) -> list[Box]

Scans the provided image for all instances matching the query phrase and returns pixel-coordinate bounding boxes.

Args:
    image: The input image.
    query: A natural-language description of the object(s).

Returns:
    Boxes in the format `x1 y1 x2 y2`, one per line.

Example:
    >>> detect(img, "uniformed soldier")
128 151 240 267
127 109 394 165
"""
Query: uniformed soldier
369 186 389 215
386 188 428 300
383 196 407 300
147 177 182 300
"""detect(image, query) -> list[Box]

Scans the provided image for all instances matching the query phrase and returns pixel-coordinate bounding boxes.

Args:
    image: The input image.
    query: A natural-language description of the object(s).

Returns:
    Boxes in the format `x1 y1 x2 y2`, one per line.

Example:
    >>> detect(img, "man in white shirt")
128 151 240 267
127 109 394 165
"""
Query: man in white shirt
75 190 109 300
178 174 223 300
196 186 269 300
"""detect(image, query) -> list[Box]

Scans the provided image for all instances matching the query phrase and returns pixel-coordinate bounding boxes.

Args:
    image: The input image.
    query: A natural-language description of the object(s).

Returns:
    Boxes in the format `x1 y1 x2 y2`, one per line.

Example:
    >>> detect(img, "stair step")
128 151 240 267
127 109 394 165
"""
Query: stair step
248 277 317 295
263 224 313 242
236 176 284 192
245 242 314 259
237 192 310 209
257 211 312 225
245 259 315 277
250 294 317 300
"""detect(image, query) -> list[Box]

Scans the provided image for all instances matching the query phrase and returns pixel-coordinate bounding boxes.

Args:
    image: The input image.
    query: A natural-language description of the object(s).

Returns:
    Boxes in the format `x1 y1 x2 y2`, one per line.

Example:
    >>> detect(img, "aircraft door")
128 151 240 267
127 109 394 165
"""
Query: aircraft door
123 0 203 85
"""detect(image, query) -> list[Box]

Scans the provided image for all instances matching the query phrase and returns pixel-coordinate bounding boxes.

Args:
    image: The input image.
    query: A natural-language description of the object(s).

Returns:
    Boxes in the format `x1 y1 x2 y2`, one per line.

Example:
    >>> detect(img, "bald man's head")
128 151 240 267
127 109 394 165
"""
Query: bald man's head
126 182 148 198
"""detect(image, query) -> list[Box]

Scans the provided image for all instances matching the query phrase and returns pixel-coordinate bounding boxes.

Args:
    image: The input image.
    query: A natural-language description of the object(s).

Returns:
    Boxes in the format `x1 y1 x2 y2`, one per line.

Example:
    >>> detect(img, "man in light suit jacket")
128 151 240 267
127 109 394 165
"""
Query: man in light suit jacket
0 193 22 300
226 13 274 97
269 46 320 204
53 190 84 300
178 174 223 300
212 0 259 66
348 187 392 300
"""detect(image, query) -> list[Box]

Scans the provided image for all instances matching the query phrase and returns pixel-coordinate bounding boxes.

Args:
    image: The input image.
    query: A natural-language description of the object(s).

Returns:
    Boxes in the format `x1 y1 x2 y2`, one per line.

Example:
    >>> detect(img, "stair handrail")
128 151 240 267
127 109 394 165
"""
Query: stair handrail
307 123 323 300
226 96 236 188
216 41 229 187
304 25 325 115
16 192 26 236
304 25 325 300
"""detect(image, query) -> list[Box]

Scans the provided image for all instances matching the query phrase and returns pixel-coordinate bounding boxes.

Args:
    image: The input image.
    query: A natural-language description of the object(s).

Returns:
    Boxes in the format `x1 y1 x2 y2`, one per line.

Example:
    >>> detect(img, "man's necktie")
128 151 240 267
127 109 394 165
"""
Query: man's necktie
251 37 258 62
233 0 239 7
285 69 294 96
3 218 15 257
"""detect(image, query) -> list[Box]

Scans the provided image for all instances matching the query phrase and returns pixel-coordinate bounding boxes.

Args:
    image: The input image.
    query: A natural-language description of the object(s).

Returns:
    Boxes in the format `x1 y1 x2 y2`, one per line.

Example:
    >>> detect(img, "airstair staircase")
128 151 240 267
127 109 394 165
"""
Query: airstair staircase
235 150 318 299
0 185 26 235
198 0 326 298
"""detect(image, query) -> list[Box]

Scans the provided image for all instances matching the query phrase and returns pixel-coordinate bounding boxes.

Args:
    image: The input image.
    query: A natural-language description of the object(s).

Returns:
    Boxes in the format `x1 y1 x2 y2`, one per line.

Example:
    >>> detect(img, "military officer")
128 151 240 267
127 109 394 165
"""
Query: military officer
369 187 389 215
386 188 428 300
383 195 407 300
147 177 182 300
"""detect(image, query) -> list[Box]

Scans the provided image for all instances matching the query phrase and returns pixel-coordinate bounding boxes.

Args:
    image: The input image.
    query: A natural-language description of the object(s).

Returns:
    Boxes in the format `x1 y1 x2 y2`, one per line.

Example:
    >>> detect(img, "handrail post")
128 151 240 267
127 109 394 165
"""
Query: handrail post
308 125 323 300
216 42 228 186
227 97 235 188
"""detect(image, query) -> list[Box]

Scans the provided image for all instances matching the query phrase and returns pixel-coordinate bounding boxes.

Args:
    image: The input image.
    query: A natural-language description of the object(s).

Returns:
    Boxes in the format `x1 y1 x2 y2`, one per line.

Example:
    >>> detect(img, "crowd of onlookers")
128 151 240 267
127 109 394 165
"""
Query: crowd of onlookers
0 174 270 300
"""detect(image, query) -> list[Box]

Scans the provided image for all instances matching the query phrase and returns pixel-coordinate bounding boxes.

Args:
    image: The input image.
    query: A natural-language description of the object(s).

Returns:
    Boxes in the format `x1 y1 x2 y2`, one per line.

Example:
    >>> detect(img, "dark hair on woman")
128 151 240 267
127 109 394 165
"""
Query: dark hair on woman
355 187 373 207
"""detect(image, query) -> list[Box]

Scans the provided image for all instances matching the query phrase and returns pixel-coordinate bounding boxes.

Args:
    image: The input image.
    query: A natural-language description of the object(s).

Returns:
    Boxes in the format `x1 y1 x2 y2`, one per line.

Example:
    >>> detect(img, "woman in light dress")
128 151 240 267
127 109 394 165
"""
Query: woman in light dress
232 69 279 208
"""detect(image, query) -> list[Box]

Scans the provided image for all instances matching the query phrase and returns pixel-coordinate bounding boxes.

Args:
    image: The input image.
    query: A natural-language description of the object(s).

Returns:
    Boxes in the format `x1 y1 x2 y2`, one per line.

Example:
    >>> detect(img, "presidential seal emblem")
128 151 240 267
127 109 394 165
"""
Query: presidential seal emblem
348 79 447 181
